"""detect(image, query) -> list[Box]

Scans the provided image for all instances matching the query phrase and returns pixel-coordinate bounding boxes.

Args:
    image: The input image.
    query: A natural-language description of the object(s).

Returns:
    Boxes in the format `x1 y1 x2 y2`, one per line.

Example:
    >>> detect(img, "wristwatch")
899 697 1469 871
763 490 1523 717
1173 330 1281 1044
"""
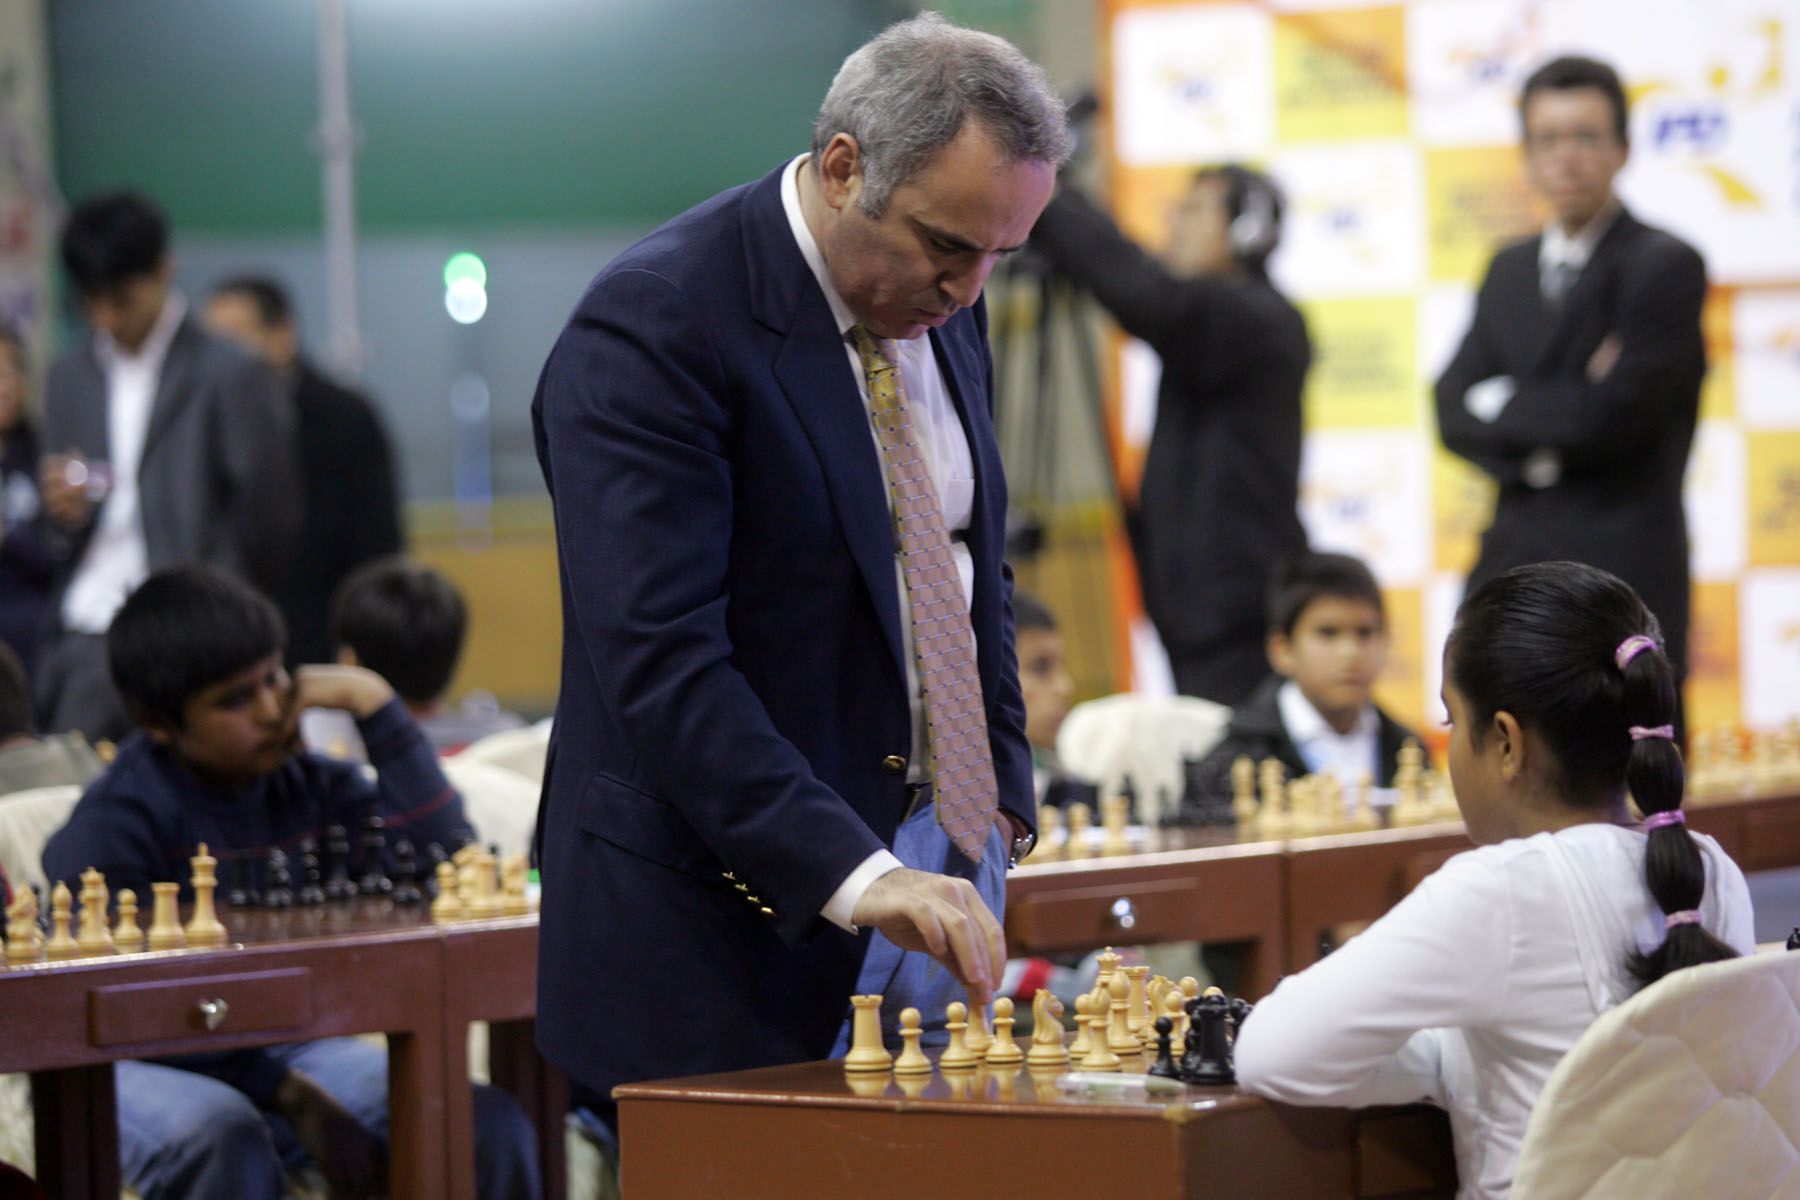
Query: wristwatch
1005 815 1037 867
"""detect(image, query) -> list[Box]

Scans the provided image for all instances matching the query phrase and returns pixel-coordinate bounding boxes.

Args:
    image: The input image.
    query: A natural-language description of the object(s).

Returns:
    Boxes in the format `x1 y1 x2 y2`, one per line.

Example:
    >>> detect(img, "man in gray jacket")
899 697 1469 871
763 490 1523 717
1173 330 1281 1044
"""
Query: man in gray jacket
35 191 300 739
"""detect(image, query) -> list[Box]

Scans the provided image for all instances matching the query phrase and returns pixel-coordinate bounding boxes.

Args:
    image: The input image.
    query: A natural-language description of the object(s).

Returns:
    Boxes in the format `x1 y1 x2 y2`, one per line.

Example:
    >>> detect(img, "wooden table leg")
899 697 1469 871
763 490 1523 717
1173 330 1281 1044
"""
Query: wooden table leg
388 1029 450 1198
31 1065 119 1199
489 1019 568 1200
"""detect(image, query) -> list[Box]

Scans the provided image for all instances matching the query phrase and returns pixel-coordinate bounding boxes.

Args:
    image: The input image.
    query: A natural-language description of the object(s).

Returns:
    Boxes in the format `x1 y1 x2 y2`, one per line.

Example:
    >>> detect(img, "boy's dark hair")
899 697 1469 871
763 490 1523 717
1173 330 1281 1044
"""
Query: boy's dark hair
1446 560 1735 991
209 275 293 329
1520 55 1630 145
108 566 287 729
1266 552 1384 638
1013 590 1057 635
331 557 467 707
0 643 35 741
60 191 170 298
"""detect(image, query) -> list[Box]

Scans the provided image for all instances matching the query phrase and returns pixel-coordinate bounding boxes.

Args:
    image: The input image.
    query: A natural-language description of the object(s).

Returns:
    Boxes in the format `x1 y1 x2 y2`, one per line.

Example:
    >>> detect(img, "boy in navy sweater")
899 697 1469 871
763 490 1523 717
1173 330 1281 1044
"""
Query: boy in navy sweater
43 566 537 1200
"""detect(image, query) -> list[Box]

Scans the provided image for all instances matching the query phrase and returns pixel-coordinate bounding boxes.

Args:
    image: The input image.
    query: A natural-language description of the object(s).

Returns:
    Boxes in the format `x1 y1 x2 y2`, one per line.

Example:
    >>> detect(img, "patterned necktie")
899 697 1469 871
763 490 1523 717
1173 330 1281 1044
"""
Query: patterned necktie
850 325 997 863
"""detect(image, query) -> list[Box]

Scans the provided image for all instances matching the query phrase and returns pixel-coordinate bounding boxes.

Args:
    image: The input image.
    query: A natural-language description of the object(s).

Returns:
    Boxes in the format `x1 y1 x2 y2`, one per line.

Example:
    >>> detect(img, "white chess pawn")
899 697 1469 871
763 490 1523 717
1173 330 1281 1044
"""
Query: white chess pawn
985 996 1024 1066
894 1007 932 1075
940 1001 979 1070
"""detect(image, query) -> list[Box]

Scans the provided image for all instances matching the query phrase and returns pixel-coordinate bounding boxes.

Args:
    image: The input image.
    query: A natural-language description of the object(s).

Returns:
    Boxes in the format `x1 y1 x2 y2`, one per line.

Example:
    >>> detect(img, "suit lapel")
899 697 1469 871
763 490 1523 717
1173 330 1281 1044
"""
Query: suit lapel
140 321 200 467
745 166 907 685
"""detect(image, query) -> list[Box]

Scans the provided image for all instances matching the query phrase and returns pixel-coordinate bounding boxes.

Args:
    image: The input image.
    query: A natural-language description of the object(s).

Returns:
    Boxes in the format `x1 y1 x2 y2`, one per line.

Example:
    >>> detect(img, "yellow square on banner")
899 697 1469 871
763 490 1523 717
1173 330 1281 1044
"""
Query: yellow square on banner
1273 7 1408 143
1372 585 1425 735
1700 286 1735 423
1300 296 1418 427
1424 147 1544 286
1431 448 1496 575
1686 581 1742 733
1114 165 1205 248
1749 433 1800 567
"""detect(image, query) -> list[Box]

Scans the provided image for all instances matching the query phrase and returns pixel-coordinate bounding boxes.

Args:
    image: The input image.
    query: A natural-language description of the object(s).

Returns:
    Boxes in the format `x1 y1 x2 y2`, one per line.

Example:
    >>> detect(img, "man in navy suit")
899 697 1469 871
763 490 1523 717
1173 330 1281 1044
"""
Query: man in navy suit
1436 55 1706 688
531 13 1067 1113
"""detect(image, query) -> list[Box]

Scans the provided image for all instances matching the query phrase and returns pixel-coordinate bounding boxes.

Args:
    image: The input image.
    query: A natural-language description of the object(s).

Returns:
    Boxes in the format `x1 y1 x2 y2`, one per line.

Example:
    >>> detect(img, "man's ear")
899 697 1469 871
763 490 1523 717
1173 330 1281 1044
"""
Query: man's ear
1266 629 1293 677
815 132 864 212
1493 710 1525 783
138 709 177 747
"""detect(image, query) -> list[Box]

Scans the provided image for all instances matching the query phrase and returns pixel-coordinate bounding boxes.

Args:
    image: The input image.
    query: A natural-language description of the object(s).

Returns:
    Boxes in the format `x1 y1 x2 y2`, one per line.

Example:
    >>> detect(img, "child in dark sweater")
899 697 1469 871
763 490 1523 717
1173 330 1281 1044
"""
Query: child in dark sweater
42 566 537 1200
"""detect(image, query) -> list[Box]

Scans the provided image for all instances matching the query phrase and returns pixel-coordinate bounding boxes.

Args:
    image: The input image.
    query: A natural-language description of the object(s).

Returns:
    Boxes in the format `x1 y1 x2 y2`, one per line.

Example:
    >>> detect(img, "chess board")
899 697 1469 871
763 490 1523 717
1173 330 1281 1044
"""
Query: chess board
614 1056 1456 1198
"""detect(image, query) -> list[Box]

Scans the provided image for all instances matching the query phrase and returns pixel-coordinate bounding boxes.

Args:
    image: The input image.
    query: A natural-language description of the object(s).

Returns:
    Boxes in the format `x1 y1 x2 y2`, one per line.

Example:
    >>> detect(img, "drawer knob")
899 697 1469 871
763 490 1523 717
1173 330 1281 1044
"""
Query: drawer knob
1109 897 1137 931
197 997 230 1031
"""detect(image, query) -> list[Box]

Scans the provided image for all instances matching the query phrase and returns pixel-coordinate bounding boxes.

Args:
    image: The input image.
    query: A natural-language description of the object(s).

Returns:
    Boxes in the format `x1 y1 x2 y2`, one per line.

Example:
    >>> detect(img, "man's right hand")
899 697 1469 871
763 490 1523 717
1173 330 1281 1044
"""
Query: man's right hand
850 867 1005 1008
39 455 94 529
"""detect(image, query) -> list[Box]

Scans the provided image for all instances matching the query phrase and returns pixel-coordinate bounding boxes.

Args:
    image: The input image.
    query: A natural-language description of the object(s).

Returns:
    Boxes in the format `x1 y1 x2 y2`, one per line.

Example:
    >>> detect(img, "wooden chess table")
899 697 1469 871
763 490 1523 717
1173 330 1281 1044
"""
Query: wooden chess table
0 899 563 1200
614 1056 1457 1198
1008 788 1800 995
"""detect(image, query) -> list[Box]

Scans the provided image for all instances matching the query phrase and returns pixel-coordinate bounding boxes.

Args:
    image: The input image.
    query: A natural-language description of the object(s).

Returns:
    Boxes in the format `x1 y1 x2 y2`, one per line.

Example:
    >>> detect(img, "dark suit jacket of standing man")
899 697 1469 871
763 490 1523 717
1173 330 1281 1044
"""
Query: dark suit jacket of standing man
36 315 302 733
1031 189 1311 705
531 162 1035 1096
281 361 404 664
1435 207 1706 677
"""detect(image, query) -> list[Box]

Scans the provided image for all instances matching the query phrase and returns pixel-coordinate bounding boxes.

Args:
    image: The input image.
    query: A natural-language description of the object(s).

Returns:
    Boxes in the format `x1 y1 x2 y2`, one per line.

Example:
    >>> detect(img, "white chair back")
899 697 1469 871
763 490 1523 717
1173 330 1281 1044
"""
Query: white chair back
1512 948 1800 1199
455 720 551 786
1055 693 1232 824
442 756 541 861
0 783 84 899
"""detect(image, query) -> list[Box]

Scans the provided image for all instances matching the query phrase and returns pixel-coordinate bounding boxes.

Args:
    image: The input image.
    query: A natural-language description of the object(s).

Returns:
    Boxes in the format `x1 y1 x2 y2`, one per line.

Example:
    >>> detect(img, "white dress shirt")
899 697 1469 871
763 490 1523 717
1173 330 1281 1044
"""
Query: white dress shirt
61 293 188 634
1538 201 1618 291
1277 680 1380 789
780 156 982 930
1236 822 1754 1200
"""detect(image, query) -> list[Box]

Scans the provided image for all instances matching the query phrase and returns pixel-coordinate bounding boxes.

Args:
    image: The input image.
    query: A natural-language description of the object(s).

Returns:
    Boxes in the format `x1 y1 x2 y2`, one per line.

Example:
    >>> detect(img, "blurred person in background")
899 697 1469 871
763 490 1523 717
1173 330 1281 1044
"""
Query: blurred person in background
34 191 300 741
1030 165 1311 705
204 276 404 665
0 326 55 679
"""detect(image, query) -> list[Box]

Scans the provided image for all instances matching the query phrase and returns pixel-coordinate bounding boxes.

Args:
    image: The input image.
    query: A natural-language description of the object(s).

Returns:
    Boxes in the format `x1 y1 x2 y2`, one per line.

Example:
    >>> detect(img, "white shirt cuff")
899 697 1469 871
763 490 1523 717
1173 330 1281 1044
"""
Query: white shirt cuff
1464 374 1516 423
822 849 905 933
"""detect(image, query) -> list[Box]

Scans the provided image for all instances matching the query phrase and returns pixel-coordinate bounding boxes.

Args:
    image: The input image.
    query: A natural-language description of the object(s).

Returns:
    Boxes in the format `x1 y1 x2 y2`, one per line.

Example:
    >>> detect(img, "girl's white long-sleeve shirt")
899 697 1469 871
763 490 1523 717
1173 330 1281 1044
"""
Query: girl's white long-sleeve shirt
1234 823 1754 1199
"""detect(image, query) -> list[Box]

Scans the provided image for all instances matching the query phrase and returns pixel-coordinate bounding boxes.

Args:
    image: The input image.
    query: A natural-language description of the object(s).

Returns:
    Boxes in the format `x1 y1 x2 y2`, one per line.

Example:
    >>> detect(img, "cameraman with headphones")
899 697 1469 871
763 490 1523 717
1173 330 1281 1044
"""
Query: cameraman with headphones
1029 166 1311 704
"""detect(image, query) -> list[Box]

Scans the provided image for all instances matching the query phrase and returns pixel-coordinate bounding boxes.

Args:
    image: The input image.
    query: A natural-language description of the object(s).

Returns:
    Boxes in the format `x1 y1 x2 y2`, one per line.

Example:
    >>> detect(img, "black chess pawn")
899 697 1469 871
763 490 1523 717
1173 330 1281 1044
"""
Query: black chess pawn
1148 1016 1180 1080
1180 992 1235 1085
224 856 252 908
323 824 354 901
297 838 326 906
391 838 423 905
357 815 392 896
1788 927 1800 951
423 843 449 899
263 848 295 909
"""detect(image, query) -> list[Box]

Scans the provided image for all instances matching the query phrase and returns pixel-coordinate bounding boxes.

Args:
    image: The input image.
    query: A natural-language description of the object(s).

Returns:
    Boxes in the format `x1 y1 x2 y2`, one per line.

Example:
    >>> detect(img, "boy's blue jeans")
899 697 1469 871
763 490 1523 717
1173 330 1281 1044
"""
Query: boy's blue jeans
115 1037 541 1200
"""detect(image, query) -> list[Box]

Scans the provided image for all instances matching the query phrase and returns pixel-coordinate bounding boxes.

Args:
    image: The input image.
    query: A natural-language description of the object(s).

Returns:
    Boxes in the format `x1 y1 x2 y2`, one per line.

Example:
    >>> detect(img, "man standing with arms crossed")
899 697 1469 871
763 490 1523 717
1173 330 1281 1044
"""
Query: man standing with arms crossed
532 13 1067 1131
1436 55 1707 699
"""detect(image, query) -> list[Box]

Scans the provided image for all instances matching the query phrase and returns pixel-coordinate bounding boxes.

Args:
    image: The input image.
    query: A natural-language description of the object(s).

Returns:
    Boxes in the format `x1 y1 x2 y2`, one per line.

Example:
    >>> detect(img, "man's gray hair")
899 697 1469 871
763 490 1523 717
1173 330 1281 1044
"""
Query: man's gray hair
812 12 1073 218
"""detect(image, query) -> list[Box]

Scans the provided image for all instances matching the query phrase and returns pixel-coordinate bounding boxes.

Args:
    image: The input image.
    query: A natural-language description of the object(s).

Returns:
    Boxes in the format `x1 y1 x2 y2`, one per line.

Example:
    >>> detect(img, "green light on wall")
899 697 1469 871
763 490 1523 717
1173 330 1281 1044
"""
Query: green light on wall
443 252 488 290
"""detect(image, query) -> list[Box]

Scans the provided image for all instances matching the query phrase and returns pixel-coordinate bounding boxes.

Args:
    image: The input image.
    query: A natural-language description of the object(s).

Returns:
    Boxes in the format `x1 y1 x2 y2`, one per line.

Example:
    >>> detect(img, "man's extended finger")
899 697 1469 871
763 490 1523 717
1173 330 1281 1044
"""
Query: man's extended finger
935 894 993 1003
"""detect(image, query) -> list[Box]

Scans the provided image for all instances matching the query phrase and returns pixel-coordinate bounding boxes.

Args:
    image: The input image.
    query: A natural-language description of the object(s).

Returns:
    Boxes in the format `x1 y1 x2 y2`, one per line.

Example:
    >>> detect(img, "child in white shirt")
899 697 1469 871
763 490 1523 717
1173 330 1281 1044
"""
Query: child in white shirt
1233 560 1754 1200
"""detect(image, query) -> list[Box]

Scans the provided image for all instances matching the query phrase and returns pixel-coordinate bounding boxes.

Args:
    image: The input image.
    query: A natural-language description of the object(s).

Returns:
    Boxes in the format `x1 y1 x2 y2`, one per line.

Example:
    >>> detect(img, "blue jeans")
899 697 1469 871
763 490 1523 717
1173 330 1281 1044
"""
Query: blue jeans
830 799 1007 1053
116 1038 541 1200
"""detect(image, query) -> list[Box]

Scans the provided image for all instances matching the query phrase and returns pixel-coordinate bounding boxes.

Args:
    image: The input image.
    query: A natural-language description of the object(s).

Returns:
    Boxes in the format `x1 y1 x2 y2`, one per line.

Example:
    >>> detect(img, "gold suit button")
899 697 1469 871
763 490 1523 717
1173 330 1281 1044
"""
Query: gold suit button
881 755 907 776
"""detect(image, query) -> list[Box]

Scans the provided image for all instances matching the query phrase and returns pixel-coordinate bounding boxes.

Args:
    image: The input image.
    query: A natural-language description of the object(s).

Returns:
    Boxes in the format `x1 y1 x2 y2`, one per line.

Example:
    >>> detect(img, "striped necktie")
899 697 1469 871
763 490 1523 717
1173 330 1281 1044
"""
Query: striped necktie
850 325 997 863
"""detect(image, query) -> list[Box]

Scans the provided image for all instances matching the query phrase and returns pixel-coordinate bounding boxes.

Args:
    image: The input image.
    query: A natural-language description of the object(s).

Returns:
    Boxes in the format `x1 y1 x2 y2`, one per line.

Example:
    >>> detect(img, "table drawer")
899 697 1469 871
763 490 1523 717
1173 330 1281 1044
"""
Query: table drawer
88 968 314 1048
1008 876 1204 949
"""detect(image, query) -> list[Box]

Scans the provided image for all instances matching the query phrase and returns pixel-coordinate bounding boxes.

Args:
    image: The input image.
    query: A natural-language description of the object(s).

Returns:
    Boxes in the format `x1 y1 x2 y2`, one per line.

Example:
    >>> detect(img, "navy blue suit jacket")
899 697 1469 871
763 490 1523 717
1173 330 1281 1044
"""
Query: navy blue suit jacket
531 163 1034 1094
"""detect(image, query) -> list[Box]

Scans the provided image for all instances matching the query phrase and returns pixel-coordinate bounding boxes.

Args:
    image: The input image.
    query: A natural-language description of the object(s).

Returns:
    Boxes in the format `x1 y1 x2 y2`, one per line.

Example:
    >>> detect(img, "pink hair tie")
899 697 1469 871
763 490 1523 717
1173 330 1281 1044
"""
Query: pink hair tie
1615 635 1659 670
1643 810 1686 831
1664 909 1701 929
1630 725 1675 741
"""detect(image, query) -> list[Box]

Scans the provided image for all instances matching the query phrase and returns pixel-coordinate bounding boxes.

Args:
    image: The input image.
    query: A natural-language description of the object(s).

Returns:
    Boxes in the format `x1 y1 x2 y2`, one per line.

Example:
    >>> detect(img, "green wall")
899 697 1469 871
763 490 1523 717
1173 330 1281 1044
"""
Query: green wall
50 0 900 234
